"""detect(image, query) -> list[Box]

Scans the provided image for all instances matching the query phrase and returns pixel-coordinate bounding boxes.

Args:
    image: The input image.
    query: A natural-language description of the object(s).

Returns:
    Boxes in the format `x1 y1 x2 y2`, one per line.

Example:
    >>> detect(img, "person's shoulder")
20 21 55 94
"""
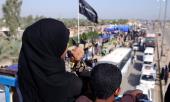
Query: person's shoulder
120 89 149 102
76 96 92 102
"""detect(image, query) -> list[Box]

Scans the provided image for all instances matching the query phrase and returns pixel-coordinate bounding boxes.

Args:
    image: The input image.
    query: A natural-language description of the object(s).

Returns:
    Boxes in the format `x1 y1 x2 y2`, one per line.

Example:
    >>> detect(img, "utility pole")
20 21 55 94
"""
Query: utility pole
156 2 163 102
158 0 162 32
161 0 168 56
157 40 164 102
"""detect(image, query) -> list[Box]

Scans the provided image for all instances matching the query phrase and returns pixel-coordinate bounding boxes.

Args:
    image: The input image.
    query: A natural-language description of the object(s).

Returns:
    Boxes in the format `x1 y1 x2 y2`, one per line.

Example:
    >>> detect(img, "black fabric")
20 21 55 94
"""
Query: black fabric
80 39 86 45
77 70 93 99
165 84 170 102
168 62 170 72
79 0 98 23
72 38 77 46
17 18 82 102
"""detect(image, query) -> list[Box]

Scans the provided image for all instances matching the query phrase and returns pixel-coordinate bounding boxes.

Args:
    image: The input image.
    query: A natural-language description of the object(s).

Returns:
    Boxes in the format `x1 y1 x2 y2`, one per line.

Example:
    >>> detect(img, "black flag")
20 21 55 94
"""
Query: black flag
79 0 98 23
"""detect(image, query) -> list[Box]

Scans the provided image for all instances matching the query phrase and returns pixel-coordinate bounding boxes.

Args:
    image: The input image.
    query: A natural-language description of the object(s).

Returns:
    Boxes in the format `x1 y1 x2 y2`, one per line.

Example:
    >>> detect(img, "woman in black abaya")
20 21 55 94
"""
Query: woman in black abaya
17 18 82 102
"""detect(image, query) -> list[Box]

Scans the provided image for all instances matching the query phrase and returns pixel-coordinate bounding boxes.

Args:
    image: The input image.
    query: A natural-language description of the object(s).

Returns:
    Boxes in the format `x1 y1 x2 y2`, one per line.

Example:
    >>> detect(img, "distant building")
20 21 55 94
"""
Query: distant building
69 27 78 37
0 26 24 39
0 27 9 32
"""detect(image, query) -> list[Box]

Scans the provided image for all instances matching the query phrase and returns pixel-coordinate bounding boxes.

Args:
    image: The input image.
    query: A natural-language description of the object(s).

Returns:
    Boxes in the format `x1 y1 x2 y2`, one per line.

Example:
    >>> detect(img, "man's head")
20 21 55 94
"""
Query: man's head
91 63 122 102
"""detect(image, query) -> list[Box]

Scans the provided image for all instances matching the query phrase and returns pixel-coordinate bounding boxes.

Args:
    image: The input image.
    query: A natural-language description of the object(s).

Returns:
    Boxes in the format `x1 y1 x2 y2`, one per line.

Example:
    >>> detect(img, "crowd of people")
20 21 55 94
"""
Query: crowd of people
66 25 141 72
14 18 168 102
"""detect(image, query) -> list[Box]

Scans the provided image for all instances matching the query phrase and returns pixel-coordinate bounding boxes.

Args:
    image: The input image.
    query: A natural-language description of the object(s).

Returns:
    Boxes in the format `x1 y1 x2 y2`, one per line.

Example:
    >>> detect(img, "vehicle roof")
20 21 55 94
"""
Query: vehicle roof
136 85 152 97
144 47 154 54
145 33 156 37
142 64 153 69
141 71 154 75
143 55 154 62
98 47 132 65
142 65 156 74
136 84 151 92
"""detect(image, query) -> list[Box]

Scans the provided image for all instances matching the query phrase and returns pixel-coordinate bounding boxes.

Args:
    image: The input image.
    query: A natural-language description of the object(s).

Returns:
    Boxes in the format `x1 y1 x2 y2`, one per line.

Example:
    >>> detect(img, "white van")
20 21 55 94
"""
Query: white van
143 55 154 65
144 47 154 56
141 64 156 75
140 73 155 88
136 84 153 101
143 47 154 65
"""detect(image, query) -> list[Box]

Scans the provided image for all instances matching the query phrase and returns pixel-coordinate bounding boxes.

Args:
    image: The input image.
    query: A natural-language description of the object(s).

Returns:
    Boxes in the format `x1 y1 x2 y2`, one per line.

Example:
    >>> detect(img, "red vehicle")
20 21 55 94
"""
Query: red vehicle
144 34 157 48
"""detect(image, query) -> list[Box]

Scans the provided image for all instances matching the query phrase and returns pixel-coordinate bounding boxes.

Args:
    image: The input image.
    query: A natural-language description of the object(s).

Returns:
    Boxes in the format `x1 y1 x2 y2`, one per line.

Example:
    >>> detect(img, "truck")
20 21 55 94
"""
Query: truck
144 33 157 48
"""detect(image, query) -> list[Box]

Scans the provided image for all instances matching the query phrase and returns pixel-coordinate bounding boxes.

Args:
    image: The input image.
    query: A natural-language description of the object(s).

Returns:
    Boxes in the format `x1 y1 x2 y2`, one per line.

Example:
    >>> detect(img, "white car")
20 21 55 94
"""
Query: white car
140 73 155 88
144 47 154 56
141 64 156 75
143 55 154 65
136 84 153 101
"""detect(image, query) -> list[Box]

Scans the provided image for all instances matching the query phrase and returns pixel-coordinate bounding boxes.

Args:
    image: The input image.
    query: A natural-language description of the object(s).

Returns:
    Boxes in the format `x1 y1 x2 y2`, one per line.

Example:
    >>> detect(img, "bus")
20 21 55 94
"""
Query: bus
97 47 132 74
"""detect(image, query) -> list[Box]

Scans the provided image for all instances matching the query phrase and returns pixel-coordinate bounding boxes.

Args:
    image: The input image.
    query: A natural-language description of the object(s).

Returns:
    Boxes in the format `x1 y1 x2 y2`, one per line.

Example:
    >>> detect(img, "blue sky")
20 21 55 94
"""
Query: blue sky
0 0 169 20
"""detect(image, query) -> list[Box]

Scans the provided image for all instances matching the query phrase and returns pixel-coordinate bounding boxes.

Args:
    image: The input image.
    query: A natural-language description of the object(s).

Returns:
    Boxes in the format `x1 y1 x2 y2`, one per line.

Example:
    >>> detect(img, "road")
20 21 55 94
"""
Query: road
120 51 143 95
120 50 155 102
120 21 167 102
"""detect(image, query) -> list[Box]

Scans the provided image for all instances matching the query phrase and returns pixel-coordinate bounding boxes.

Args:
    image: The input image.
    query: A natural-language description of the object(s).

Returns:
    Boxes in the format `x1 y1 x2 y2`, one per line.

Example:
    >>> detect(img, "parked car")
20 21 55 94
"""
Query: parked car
141 64 156 75
143 55 154 65
140 73 155 88
136 84 153 101
144 47 154 56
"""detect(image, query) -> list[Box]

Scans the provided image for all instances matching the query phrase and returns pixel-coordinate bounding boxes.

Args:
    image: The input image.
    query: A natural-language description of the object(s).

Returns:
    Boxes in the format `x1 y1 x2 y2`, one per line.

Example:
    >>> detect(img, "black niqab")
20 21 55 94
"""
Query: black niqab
17 18 82 102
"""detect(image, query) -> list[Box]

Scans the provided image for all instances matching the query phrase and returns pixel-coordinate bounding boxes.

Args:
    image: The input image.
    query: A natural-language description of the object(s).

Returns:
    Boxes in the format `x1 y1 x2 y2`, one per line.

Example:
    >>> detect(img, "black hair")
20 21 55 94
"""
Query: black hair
90 63 122 99
67 50 73 58
75 43 79 47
